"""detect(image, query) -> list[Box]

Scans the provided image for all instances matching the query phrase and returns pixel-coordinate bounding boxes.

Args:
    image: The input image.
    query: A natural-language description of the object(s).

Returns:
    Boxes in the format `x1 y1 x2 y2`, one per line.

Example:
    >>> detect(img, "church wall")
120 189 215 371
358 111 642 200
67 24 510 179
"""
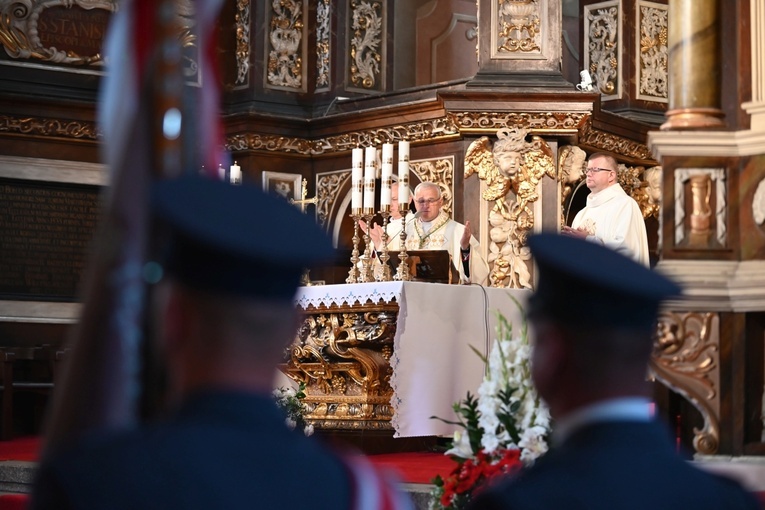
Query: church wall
0 0 763 456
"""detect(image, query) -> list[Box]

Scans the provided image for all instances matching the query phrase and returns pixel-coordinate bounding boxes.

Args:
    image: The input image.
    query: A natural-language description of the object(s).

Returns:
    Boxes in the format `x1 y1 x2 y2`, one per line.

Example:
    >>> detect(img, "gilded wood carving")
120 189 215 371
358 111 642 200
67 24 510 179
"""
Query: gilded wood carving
651 311 721 454
235 0 251 86
584 1 621 100
465 127 555 289
0 0 116 67
281 302 397 430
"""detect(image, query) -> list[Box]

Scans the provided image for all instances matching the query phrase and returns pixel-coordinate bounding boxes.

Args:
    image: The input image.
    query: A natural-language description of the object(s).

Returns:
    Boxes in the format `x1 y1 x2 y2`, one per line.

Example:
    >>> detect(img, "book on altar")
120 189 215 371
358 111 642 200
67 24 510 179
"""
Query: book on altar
386 249 456 284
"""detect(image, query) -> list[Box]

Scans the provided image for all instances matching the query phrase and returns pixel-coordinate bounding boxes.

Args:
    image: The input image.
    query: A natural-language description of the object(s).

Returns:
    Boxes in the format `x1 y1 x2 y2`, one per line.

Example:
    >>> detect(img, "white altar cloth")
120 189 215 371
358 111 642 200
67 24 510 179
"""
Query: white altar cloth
294 282 530 438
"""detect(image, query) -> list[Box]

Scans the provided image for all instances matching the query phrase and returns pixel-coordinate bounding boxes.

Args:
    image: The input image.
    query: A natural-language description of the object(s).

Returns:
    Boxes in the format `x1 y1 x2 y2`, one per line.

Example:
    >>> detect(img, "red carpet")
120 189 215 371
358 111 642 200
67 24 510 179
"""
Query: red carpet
1 436 452 484
0 436 39 462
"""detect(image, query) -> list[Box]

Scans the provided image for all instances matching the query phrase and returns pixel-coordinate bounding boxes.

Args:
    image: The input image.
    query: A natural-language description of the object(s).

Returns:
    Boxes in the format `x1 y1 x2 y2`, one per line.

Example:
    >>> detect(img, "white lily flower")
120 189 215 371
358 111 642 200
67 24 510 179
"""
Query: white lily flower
445 430 473 459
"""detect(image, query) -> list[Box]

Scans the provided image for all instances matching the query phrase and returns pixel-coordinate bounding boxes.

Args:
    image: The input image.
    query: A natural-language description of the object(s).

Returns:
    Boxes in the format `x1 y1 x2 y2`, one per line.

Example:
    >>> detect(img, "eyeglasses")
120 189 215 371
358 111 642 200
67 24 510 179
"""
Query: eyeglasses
585 167 613 174
415 197 441 206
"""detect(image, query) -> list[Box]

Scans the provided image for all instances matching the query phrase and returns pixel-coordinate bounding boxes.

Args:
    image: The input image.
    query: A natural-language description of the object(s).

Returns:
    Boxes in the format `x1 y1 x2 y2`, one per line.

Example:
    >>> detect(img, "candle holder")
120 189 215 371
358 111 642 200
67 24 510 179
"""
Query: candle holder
394 205 412 281
377 206 392 282
346 211 362 284
359 209 376 282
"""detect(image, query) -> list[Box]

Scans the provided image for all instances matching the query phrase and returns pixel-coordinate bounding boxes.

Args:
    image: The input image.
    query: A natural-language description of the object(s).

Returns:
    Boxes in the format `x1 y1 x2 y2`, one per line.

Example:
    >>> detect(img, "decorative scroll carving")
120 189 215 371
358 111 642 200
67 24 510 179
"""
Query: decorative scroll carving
449 111 587 133
349 0 383 90
651 311 721 455
465 128 555 289
316 170 351 228
2 109 649 171
235 0 251 86
497 0 541 54
579 120 655 162
226 118 460 155
0 114 99 140
0 0 116 67
267 0 304 90
316 0 331 90
281 302 398 430
584 1 620 100
410 157 454 217
616 163 643 201
616 163 658 220
637 2 668 102
674 168 726 247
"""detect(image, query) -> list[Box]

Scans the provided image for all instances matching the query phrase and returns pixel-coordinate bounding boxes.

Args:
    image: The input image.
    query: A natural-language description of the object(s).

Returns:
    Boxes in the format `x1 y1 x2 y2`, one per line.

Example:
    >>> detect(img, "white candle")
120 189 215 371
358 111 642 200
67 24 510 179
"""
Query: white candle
363 146 376 211
351 148 363 212
398 141 410 208
218 164 226 181
229 161 241 184
381 143 393 208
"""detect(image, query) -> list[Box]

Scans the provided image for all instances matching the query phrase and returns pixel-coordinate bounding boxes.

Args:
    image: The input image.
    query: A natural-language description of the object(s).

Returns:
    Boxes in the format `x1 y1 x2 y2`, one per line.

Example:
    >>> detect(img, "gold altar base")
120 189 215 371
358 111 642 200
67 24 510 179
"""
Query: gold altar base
280 300 399 431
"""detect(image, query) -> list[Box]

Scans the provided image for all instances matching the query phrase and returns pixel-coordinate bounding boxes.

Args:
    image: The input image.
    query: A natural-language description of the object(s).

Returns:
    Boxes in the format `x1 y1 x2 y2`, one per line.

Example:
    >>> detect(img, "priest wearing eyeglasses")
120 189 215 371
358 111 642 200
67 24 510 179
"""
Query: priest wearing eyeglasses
562 152 650 266
403 181 489 285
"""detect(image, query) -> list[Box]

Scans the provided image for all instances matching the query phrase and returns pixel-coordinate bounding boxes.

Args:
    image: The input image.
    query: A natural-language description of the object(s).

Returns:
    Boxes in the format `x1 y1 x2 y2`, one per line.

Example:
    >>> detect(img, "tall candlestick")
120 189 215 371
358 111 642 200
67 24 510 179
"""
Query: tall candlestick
363 146 376 213
229 161 241 184
351 148 363 213
398 141 410 208
381 143 393 209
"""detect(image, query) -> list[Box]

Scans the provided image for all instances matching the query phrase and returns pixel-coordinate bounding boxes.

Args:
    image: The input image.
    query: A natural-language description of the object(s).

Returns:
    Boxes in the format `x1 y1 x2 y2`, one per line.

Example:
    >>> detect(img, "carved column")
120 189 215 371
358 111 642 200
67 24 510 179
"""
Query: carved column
742 0 765 131
661 0 725 130
469 0 570 88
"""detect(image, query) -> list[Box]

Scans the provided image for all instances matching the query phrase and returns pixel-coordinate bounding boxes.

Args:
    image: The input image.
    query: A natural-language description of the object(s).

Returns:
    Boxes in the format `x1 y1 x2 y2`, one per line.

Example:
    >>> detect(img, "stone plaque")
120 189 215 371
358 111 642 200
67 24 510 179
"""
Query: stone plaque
0 178 100 301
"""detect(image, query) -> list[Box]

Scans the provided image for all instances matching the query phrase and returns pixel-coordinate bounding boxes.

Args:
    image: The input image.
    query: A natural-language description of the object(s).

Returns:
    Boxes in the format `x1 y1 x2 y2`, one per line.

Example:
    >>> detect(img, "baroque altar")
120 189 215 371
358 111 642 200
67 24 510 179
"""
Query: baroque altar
281 281 529 438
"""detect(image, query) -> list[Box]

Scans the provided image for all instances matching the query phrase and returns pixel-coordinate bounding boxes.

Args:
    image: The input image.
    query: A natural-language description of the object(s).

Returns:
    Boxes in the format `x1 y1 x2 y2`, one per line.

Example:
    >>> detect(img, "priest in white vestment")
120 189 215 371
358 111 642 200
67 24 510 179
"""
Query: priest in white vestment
562 153 649 266
403 182 489 285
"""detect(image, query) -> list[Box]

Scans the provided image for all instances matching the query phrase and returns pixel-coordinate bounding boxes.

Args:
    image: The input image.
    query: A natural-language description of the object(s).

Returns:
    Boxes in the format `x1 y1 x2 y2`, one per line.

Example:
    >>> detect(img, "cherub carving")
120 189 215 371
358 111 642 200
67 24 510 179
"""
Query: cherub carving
558 145 587 203
642 166 662 218
465 127 555 289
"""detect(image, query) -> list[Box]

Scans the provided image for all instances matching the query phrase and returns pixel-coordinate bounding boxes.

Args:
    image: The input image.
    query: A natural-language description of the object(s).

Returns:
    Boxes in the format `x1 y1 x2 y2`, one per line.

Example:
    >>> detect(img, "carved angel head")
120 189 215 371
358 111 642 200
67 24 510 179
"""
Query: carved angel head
558 145 587 184
493 128 529 179
644 166 662 205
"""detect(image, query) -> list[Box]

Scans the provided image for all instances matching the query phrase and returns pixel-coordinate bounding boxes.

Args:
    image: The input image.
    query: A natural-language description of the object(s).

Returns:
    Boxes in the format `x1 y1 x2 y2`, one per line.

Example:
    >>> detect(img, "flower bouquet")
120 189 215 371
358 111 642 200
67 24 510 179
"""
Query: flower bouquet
273 381 314 436
430 301 550 510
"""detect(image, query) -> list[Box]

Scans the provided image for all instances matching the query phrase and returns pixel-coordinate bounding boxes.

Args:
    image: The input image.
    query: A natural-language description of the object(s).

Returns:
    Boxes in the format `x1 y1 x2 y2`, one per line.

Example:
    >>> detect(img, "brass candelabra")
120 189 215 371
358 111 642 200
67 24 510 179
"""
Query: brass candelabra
358 209 376 282
394 205 412 281
377 206 392 282
346 211 362 284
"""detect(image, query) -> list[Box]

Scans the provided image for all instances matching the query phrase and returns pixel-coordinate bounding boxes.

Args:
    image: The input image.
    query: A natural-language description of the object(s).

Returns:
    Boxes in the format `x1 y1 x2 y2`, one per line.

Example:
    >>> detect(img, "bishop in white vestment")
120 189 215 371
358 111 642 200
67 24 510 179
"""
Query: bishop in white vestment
404 210 489 285
404 182 489 285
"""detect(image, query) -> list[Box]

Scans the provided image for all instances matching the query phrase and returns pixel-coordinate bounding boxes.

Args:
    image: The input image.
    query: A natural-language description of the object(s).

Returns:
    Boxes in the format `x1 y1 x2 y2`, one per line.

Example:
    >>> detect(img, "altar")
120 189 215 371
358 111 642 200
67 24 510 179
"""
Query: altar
283 281 530 438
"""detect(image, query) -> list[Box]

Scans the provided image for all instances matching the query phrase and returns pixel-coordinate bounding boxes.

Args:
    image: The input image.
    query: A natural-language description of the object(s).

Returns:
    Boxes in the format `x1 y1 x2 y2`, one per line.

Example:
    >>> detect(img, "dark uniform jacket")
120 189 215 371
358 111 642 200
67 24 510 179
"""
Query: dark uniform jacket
31 391 357 510
470 420 761 510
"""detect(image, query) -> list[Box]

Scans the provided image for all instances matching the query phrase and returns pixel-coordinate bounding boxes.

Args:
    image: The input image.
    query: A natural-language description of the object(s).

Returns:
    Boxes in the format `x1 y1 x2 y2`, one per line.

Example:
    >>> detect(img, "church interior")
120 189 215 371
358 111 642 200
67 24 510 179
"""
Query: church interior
2 0 765 506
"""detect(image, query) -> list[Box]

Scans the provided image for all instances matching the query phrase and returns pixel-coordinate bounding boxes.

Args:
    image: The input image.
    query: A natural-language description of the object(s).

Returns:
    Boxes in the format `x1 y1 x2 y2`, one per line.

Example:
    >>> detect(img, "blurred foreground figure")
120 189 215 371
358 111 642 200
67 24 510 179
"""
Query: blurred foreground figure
470 233 759 510
31 177 410 510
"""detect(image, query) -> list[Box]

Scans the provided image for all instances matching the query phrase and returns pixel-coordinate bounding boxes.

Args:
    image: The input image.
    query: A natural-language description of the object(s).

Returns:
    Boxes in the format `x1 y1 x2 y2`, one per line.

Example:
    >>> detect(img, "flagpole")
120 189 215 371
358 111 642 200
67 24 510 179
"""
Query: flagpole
40 0 194 454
